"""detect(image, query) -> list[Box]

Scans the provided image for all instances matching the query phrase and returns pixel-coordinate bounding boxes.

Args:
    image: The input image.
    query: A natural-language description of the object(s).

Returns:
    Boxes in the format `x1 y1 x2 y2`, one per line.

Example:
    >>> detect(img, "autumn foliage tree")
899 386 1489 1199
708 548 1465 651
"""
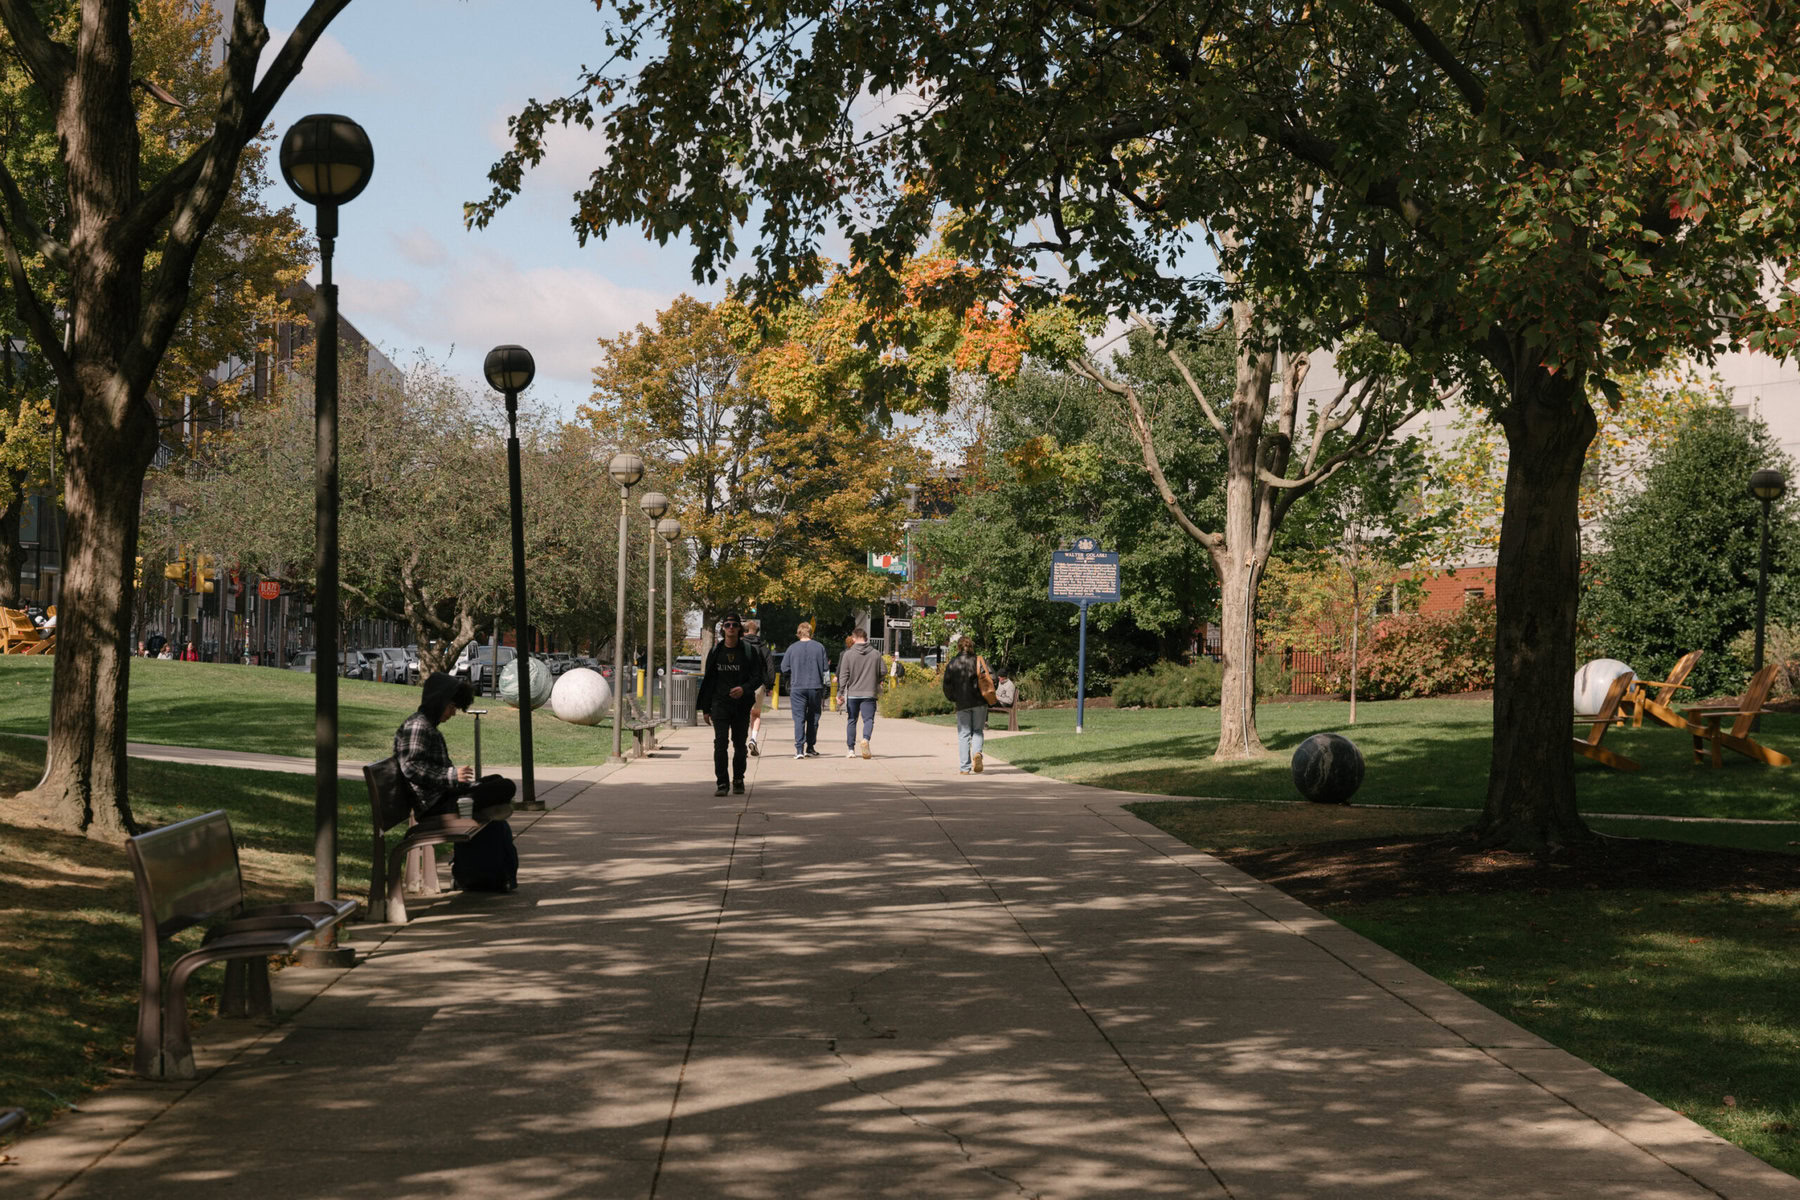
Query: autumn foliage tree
584 292 929 634
1 0 356 838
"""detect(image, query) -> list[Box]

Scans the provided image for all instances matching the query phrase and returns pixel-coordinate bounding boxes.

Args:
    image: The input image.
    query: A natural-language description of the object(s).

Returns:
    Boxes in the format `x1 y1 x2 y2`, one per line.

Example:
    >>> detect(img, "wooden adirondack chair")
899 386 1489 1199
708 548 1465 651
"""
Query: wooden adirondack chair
2 607 41 654
1681 664 1794 768
1575 672 1641 772
1618 650 1701 729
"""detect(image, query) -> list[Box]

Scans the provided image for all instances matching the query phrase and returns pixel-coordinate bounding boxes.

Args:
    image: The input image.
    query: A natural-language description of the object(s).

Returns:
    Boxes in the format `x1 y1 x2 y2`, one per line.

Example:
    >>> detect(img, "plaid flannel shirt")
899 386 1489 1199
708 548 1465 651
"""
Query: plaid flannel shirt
394 710 460 814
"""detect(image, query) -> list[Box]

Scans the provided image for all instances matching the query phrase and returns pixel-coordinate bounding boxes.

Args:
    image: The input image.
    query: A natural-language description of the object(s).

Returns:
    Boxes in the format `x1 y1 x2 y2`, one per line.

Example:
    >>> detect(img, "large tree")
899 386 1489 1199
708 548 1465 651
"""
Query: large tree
0 0 348 838
153 358 629 676
584 292 932 635
477 0 1800 849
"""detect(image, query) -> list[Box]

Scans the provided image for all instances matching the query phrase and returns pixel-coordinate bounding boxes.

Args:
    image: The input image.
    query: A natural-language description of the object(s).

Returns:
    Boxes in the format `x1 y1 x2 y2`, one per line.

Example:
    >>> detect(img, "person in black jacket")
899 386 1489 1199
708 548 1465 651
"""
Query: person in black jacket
697 612 768 796
941 635 998 774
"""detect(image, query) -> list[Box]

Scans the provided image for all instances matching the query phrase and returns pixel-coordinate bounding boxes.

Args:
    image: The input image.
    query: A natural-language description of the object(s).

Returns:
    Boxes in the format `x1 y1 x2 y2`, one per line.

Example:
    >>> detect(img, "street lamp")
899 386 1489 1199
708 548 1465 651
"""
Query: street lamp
657 517 682 721
485 344 542 811
281 114 371 970
1749 468 1788 677
608 452 644 762
639 491 669 741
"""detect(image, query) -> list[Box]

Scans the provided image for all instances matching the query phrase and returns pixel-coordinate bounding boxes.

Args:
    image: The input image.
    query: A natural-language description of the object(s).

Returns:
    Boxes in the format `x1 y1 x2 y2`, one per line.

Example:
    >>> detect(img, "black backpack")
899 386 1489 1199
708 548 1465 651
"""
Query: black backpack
452 820 518 892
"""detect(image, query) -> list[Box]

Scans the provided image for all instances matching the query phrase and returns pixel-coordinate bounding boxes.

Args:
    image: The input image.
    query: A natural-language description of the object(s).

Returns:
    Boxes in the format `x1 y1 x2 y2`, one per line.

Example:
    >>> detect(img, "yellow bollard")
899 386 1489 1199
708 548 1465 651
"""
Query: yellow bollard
772 672 781 712
829 675 839 711
637 664 645 700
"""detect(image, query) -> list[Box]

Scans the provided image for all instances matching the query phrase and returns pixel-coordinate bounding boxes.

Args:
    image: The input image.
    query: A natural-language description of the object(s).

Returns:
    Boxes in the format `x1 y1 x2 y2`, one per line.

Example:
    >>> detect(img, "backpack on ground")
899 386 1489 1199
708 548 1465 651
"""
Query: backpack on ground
452 820 518 892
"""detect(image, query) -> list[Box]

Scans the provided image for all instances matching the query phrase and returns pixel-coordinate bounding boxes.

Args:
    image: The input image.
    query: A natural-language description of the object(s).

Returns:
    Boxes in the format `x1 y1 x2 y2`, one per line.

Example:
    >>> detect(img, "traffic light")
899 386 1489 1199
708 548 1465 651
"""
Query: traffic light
195 554 216 593
164 547 189 583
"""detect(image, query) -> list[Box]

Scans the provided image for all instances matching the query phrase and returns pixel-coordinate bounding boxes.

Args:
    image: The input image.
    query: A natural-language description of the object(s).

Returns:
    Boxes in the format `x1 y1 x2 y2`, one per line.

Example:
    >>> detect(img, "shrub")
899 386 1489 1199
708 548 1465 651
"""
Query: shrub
1112 659 1224 708
1357 598 1497 699
878 673 954 718
1727 624 1800 697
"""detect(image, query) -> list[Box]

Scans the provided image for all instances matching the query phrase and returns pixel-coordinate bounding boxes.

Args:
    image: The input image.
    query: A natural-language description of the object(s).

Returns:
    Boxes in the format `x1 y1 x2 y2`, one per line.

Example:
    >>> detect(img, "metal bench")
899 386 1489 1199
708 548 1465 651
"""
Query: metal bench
364 755 486 924
127 811 356 1080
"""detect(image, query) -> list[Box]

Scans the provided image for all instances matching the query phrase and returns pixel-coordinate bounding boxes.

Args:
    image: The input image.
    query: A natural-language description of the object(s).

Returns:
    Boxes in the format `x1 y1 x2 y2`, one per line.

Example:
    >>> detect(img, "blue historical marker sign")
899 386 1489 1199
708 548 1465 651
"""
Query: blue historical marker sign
1046 538 1119 734
1049 537 1121 604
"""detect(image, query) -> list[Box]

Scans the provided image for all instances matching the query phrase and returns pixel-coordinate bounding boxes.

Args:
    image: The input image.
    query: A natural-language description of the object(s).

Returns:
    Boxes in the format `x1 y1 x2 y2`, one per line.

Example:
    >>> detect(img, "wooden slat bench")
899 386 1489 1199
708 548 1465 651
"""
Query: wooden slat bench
364 756 487 924
623 693 668 757
128 811 356 1080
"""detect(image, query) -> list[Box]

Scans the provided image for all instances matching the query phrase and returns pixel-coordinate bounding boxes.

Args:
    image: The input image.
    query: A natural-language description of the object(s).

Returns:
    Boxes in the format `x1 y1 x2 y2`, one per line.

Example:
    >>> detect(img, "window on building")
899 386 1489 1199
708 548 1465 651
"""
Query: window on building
1463 587 1486 605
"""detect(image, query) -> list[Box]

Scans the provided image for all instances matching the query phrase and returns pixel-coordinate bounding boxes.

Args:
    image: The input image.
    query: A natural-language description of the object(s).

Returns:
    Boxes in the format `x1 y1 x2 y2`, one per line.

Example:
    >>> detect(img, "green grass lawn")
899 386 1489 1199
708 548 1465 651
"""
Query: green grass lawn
1124 797 1800 1177
0 656 615 768
954 698 1800 820
0 733 375 1135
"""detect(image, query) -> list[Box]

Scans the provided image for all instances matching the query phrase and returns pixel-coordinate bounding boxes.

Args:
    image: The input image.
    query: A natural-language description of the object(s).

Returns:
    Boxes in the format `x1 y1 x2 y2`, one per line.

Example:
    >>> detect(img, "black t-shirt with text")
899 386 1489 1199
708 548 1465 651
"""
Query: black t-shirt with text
699 641 763 712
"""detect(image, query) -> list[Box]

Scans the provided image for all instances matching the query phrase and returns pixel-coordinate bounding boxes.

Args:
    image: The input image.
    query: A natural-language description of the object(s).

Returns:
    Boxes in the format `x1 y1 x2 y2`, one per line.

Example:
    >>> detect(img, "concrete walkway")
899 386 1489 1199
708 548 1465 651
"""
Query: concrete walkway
5 717 1796 1199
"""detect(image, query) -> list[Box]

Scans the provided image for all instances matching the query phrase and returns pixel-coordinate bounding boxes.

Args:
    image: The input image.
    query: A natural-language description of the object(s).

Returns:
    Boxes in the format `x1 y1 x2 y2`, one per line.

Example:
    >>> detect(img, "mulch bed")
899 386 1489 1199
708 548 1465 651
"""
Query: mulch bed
1221 831 1800 908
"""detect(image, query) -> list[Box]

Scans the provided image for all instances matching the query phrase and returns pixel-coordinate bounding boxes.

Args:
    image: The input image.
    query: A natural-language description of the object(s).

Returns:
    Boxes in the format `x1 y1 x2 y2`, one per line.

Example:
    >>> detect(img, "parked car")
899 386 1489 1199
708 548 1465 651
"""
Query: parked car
671 655 703 675
375 647 410 683
455 644 517 691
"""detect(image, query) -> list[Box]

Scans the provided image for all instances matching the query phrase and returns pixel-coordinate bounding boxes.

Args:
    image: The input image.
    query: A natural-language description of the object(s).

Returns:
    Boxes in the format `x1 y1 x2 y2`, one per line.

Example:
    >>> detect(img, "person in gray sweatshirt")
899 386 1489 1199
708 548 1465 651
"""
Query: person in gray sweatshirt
837 627 884 758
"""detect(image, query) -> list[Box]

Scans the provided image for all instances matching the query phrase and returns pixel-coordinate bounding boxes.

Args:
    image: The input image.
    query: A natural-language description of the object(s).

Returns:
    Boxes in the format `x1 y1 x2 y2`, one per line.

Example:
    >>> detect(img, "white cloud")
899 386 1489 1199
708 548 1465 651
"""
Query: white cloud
260 30 372 93
339 253 667 394
391 227 448 268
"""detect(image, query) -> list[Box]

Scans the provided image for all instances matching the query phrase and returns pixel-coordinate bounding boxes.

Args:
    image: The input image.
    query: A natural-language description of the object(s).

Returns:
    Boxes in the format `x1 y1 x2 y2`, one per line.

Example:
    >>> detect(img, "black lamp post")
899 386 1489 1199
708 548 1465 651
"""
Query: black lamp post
608 452 644 762
657 517 681 722
1749 468 1788 676
639 491 669 739
485 345 543 811
281 114 371 970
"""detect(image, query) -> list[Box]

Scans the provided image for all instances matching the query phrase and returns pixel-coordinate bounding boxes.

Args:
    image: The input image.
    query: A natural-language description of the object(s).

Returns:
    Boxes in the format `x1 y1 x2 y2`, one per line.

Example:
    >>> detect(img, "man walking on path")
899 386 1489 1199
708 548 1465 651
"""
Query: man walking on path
697 612 767 795
780 621 831 759
838 627 883 758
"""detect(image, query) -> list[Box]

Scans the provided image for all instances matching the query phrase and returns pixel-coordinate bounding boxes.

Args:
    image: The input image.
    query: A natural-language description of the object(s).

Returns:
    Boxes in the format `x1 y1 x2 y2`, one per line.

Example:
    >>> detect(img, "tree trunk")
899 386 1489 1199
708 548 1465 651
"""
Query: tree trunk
19 407 156 839
1476 358 1597 851
1214 555 1265 759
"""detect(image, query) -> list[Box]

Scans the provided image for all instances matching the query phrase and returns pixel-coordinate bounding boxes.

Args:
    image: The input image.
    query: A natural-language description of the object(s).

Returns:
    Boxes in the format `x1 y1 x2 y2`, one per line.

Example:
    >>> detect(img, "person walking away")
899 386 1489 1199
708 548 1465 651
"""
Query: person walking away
698 612 767 795
941 635 999 774
395 672 518 890
780 622 831 759
743 618 771 756
839 628 884 758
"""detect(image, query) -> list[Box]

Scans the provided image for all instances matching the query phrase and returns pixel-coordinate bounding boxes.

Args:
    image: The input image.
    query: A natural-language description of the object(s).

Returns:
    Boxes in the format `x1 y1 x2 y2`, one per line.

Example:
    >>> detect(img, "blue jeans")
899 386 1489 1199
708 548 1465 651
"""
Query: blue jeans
791 687 824 753
845 696 877 748
956 705 988 771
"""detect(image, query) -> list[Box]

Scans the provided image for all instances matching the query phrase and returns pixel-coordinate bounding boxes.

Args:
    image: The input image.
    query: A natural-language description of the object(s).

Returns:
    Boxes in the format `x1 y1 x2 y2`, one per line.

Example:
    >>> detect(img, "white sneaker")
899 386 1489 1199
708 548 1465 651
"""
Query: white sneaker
794 753 806 760
972 752 983 773
858 737 871 759
748 738 759 757
846 748 857 759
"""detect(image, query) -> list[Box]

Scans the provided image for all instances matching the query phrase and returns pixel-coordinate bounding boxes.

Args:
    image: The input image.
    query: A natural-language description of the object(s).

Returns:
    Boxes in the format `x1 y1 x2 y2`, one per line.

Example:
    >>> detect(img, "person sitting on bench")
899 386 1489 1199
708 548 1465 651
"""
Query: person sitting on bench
398 672 516 822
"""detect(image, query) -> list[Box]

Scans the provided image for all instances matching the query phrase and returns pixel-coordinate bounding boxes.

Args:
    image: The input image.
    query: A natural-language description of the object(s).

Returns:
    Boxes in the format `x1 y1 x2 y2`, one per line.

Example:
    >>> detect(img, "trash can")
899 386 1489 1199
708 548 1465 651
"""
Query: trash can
668 673 700 726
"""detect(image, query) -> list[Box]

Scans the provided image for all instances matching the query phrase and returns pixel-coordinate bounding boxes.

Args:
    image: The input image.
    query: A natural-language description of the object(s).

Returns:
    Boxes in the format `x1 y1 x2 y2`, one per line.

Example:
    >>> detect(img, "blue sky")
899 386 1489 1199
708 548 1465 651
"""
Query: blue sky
258 0 722 418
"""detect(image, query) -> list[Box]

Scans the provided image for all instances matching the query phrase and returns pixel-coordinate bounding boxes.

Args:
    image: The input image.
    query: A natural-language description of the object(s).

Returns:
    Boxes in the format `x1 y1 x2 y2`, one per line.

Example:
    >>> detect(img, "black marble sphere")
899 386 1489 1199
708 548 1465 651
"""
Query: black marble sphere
1291 732 1365 804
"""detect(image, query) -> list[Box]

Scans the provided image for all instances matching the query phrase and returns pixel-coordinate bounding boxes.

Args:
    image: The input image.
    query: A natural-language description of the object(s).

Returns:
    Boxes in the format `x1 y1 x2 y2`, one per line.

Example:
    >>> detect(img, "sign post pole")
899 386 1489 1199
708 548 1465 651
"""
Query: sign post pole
1076 600 1090 734
1047 537 1120 737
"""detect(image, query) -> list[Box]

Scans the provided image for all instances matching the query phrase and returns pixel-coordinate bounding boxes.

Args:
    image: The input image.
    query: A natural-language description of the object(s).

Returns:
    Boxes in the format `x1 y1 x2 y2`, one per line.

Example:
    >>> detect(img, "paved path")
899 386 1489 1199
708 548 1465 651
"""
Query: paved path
6 718 1796 1199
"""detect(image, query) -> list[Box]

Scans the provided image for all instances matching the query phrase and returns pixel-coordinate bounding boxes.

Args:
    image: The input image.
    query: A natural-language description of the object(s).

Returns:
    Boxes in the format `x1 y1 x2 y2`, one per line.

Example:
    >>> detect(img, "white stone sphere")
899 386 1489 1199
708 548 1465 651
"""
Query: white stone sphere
498 655 553 709
1574 659 1635 714
549 667 612 725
